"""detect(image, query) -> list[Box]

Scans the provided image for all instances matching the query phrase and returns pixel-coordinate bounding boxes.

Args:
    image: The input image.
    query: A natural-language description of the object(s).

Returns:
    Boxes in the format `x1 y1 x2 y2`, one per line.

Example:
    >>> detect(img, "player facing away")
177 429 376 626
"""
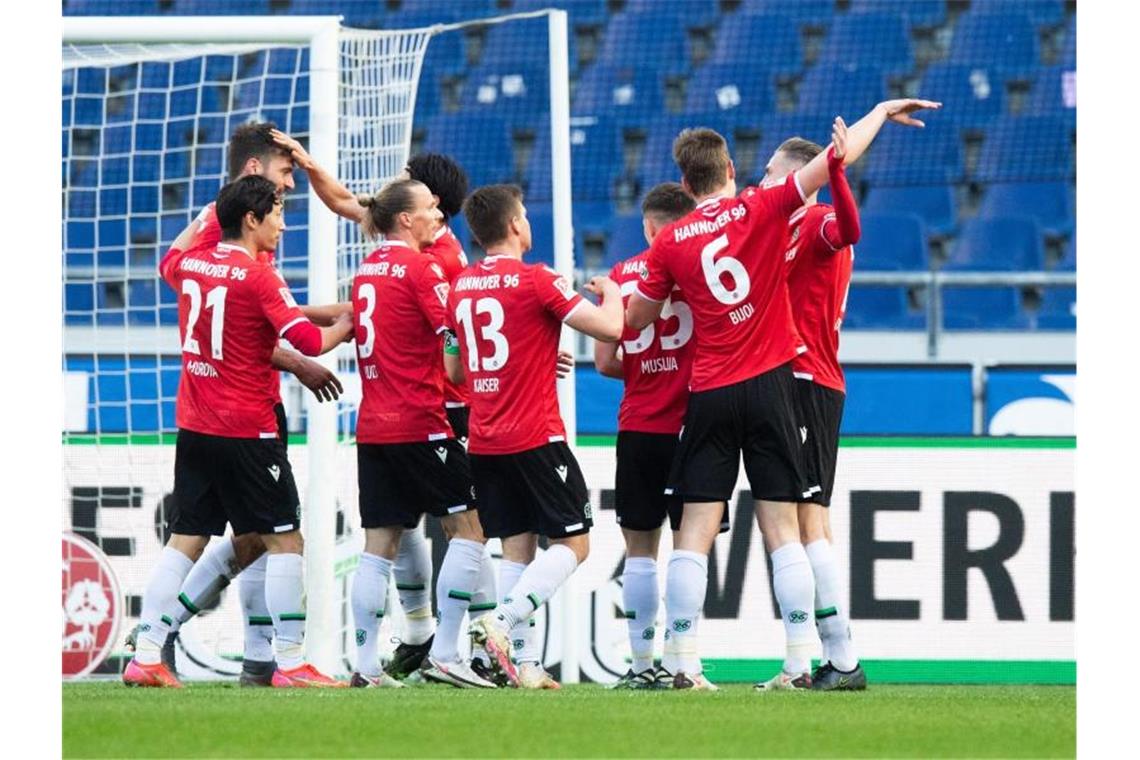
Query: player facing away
347 178 495 689
124 176 355 688
626 98 941 690
445 184 624 688
268 132 501 678
126 121 350 686
593 183 698 689
757 123 866 692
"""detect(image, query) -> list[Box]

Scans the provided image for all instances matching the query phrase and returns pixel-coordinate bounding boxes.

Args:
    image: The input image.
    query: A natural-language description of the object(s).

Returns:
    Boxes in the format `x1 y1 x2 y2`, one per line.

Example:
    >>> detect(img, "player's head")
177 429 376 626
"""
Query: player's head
228 121 296 192
216 175 286 251
359 178 442 249
402 153 469 223
462 184 531 255
672 127 736 199
763 136 823 184
641 182 696 244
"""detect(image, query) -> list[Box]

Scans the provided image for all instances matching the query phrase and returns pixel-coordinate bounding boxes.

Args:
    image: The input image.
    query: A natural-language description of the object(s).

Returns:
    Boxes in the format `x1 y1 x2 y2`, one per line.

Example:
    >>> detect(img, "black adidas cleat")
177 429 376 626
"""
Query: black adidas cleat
811 662 867 691
611 668 667 690
239 659 276 687
384 636 434 680
470 657 508 688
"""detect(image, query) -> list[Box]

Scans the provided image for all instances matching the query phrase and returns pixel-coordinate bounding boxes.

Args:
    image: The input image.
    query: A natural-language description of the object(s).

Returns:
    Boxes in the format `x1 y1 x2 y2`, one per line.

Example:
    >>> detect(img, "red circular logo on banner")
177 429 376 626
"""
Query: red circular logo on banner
62 533 122 680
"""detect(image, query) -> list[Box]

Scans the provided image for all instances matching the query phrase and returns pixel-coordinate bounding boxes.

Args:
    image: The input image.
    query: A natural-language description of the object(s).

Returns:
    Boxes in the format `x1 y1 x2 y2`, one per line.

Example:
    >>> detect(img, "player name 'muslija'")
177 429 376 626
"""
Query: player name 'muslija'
640 356 679 374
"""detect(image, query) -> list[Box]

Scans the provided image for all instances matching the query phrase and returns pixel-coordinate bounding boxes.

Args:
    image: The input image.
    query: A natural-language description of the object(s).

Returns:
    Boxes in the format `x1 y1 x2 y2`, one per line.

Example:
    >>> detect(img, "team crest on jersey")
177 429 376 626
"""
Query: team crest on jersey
433 283 450 306
62 533 122 680
430 263 444 279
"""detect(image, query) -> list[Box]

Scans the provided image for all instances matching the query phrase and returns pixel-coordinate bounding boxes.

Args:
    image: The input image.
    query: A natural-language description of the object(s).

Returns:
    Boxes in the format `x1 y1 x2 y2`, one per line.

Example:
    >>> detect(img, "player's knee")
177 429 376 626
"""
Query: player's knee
442 511 485 544
622 527 661 558
231 532 267 568
556 533 590 564
364 527 402 559
168 534 209 562
261 530 303 555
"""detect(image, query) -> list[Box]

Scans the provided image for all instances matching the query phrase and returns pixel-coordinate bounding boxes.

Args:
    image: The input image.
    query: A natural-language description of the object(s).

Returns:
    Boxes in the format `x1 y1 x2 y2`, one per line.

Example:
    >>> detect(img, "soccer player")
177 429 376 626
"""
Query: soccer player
593 183 697 689
124 175 354 688
626 98 940 690
445 184 624 688
757 120 866 691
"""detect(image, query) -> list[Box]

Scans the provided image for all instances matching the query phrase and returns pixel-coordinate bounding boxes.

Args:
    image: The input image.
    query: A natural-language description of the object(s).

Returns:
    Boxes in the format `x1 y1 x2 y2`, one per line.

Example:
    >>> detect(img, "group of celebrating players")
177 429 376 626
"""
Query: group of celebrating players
122 91 940 692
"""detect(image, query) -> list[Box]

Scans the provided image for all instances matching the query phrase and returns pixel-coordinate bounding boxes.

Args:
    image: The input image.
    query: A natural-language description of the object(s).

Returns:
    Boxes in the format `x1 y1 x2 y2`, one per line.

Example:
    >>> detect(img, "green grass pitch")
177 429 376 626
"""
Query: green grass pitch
63 681 1074 758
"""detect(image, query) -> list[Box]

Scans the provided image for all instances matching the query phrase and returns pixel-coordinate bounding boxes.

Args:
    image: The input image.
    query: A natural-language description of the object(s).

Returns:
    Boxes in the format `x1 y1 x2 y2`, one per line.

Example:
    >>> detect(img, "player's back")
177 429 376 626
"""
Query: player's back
638 176 807 392
352 240 453 444
424 224 471 408
449 255 582 455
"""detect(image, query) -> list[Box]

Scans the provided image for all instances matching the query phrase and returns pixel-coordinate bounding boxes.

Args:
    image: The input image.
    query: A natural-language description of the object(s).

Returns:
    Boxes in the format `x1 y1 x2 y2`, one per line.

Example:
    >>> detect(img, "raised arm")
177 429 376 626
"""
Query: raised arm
594 338 623 380
823 117 861 249
564 276 624 343
272 129 366 224
626 292 664 331
301 302 353 326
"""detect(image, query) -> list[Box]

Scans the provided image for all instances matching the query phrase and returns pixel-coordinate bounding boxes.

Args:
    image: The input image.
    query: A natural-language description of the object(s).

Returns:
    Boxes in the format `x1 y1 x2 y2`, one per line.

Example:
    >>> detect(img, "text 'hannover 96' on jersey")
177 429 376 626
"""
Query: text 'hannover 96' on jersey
636 174 808 392
160 243 309 438
785 203 854 393
353 239 454 445
424 224 470 408
609 250 695 435
447 255 583 455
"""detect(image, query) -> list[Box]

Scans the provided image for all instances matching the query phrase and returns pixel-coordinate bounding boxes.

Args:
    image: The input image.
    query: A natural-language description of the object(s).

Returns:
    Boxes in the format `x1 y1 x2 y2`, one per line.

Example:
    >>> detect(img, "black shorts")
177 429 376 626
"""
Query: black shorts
274 402 289 452
796 379 845 507
446 405 469 444
171 429 301 537
615 431 684 532
357 440 474 529
471 442 592 539
667 362 811 510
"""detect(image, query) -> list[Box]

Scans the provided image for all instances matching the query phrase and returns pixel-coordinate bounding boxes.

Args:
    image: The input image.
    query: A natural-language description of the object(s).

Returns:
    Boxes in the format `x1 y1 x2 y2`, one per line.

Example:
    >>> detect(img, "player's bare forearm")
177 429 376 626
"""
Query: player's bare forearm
827 145 861 247
626 292 664 331
168 221 199 255
271 129 365 223
570 278 624 342
594 340 624 380
271 346 300 372
843 97 943 167
301 302 352 326
318 313 355 354
443 351 465 385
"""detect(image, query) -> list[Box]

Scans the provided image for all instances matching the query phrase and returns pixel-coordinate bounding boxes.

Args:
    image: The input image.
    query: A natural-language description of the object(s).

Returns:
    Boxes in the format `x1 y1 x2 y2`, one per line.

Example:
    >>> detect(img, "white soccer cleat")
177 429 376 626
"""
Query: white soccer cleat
753 671 812 692
468 615 518 687
672 671 719 691
517 662 561 690
349 671 407 688
420 656 497 689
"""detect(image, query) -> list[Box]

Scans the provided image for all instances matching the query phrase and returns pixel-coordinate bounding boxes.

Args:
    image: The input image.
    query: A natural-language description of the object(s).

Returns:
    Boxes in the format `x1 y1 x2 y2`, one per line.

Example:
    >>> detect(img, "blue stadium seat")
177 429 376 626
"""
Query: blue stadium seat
918 63 1004 133
975 115 1072 183
480 15 579 69
1035 287 1075 329
512 0 609 30
947 12 1040 79
752 113 833 184
290 1 386 27
67 221 96 251
163 150 191 180
794 64 887 119
597 12 690 73
1025 66 1076 127
942 287 1029 329
127 280 159 326
1056 236 1075 271
169 0 270 13
862 120 963 185
624 0 720 29
572 64 665 123
849 0 947 30
979 182 1073 238
64 283 96 325
818 13 914 79
65 0 161 14
710 14 804 78
398 0 493 20
843 286 922 329
1062 16 1075 67
573 200 615 241
413 71 443 123
605 213 649 267
862 185 958 237
943 217 1045 272
638 114 734 190
423 113 513 187
683 63 776 123
73 97 103 127
460 64 549 132
969 0 1064 28
527 116 621 202
854 213 929 271
75 68 106 95
418 30 466 81
739 0 835 29
522 203 555 266
96 283 126 326
130 215 158 242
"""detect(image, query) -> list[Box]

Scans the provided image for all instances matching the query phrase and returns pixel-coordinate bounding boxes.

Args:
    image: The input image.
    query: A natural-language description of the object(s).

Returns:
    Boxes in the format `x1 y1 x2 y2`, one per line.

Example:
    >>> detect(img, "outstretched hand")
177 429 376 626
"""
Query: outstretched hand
878 98 943 128
556 349 574 379
292 356 343 402
831 116 848 160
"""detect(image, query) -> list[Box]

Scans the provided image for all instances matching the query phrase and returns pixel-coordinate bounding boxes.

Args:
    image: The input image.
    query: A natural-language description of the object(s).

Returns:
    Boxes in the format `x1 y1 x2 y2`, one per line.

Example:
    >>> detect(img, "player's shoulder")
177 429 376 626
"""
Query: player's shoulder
612 249 650 282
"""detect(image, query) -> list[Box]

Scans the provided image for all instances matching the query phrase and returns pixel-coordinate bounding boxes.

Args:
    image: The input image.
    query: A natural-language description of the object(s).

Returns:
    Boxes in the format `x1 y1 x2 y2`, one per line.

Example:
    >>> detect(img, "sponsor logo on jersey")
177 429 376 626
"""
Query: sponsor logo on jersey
62 533 122 679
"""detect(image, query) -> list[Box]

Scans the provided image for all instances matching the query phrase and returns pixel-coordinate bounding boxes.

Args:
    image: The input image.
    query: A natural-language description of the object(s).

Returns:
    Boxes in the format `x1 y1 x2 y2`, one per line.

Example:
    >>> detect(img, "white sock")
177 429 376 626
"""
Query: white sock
662 550 706 675
468 547 497 665
395 525 435 645
170 538 240 629
492 544 578 631
351 552 393 677
622 556 659 673
771 542 816 675
497 559 539 664
430 539 484 662
136 546 194 664
239 554 274 663
806 539 857 672
265 553 306 670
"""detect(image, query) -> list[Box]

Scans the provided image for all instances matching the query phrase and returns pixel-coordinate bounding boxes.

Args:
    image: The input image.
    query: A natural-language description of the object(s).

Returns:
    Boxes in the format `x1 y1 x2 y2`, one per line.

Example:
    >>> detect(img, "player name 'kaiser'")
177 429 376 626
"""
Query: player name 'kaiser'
472 377 499 393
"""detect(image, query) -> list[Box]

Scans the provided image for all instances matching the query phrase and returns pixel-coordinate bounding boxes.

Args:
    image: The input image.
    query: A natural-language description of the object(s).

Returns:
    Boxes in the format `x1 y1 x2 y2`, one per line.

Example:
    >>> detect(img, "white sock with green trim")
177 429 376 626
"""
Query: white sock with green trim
622 556 659 673
394 525 435 645
239 554 274 663
771 542 816 676
662 550 706 675
468 546 498 665
805 539 857 672
492 545 578 632
265 552 306 670
169 538 240 629
136 546 194 664
430 538 483 662
351 552 392 678
496 559 538 664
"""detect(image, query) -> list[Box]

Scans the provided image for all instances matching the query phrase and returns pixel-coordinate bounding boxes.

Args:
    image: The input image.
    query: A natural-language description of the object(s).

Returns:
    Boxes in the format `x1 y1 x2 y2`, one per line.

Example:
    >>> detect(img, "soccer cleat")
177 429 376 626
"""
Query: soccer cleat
349 671 406 688
610 668 663 690
754 670 812 691
470 657 509 688
468 615 519 687
517 662 561 690
122 659 183 688
384 635 434 681
672 671 718 691
125 626 179 675
238 659 276 688
812 662 867 691
270 663 345 688
812 661 835 682
420 656 497 689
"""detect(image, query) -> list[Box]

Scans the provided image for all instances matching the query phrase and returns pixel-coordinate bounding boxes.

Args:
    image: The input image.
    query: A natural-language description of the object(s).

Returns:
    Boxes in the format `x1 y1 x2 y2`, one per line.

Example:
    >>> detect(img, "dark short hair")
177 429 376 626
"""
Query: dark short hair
215 175 281 239
776 136 824 168
672 127 731 197
358 178 426 239
227 121 292 181
405 153 469 221
462 184 523 249
641 182 696 224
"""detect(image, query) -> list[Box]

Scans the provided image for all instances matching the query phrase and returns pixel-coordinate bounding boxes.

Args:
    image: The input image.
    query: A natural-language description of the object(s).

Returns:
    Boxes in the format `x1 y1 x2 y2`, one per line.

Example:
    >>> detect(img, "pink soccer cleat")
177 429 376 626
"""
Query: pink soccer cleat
270 663 345 688
122 659 183 688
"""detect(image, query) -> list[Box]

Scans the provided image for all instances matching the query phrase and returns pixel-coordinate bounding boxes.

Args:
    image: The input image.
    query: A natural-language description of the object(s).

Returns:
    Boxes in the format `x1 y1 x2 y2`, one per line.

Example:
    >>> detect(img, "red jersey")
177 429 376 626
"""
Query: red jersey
352 240 454 445
636 174 807 392
447 255 583 455
786 204 854 393
609 251 695 434
423 224 470 408
160 242 310 438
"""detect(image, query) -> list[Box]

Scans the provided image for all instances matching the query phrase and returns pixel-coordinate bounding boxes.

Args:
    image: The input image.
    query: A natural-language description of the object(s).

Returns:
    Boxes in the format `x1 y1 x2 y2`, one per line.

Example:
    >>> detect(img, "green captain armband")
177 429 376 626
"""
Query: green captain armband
443 330 460 356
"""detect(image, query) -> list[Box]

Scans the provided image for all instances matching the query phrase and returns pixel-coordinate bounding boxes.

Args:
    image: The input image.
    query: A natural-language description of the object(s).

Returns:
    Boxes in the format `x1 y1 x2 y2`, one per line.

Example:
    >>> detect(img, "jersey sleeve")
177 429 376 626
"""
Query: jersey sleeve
159 247 185 289
532 265 584 321
634 239 673 303
252 265 310 338
415 259 452 335
746 170 807 219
